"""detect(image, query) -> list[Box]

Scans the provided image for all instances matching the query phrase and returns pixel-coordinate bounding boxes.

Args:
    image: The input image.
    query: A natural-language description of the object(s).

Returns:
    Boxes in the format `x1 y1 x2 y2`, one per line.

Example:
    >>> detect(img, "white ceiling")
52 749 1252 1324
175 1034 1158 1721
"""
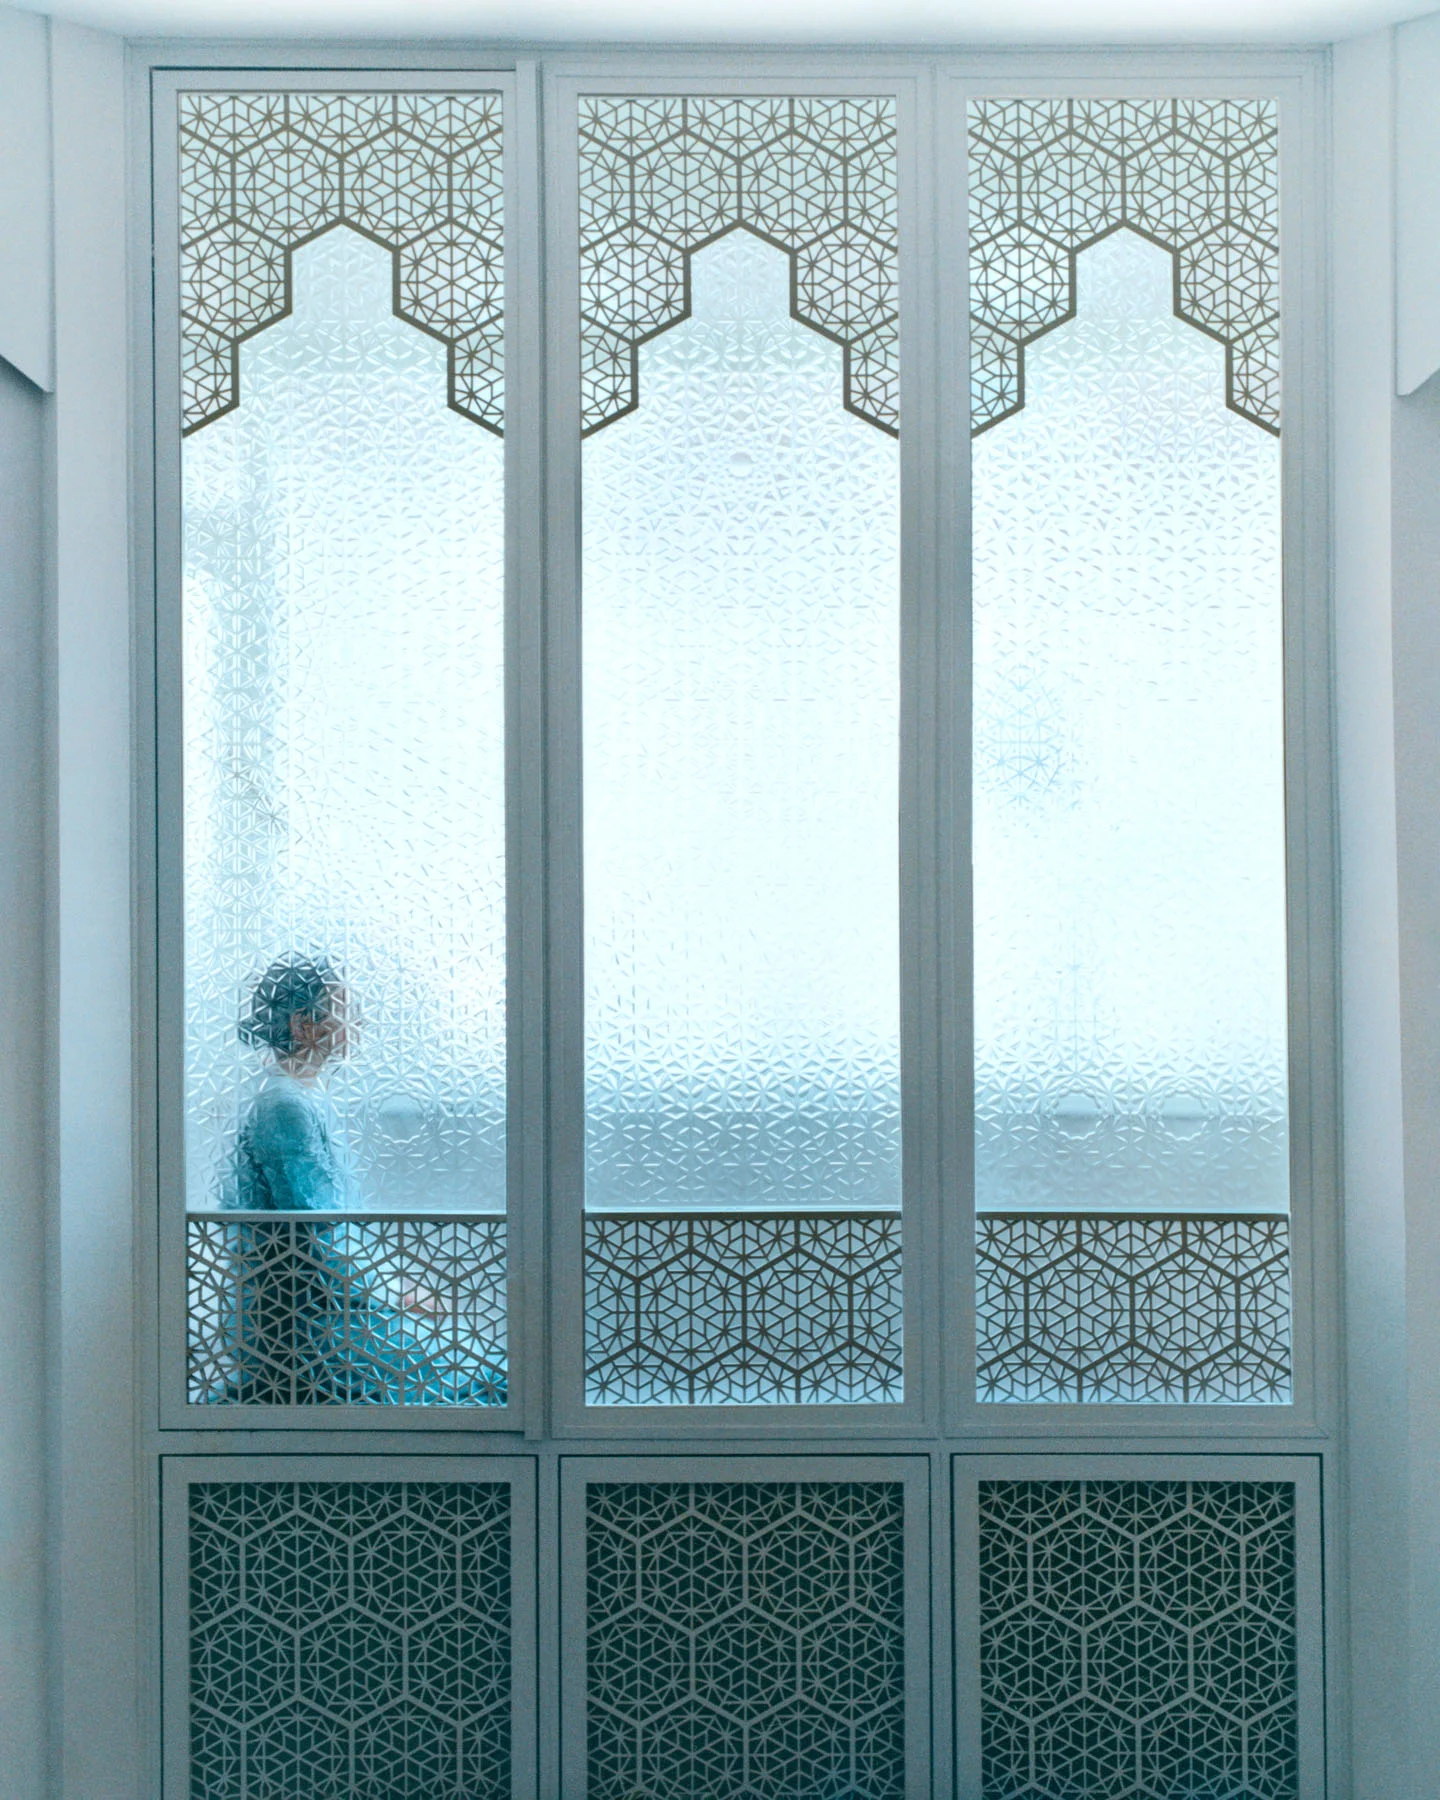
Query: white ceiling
10 0 1436 42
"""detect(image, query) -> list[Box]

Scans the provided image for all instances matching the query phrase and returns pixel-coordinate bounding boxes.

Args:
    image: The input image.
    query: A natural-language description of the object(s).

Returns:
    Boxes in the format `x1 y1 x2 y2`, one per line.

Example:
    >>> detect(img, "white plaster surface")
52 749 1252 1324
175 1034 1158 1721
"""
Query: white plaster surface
0 7 54 390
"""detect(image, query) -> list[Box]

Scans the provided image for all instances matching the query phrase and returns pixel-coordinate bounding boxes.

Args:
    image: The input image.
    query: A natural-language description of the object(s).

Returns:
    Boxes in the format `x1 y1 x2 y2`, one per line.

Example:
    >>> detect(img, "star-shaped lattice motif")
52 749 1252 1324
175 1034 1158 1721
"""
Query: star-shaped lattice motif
188 1480 513 1800
179 91 504 435
586 1481 906 1800
186 1215 508 1406
580 97 899 437
976 1213 1291 1404
969 98 1280 436
979 1479 1298 1800
584 1212 902 1405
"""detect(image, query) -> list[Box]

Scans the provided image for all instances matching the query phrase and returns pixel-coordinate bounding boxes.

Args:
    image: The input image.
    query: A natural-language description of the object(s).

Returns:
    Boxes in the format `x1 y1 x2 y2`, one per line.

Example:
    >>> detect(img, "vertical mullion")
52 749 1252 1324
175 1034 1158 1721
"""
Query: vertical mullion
507 59 548 1438
936 76 978 1430
1276 68 1337 1449
151 71 190 1431
540 74 588 1433
900 66 944 1435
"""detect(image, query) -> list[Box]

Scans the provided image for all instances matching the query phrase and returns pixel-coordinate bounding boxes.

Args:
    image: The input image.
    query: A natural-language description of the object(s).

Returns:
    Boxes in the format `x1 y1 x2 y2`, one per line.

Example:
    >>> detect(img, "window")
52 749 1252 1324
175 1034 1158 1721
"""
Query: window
176 89 512 1410
968 101 1291 1404
576 99 904 1407
149 55 1328 1800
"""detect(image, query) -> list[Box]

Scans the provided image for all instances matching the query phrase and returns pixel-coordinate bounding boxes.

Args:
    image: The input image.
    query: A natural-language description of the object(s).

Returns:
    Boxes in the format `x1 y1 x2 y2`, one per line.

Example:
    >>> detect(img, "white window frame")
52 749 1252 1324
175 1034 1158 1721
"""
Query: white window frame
128 40 1341 1799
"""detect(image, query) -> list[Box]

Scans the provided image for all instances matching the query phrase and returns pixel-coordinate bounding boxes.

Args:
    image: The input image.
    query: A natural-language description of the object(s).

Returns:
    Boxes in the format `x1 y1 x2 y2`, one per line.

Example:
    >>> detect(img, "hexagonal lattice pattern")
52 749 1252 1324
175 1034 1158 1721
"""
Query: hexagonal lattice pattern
580 97 898 436
586 1482 905 1799
584 1213 902 1406
187 1216 507 1406
189 1481 511 1799
969 100 1279 435
976 1215 1291 1404
979 1481 1297 1800
180 92 504 434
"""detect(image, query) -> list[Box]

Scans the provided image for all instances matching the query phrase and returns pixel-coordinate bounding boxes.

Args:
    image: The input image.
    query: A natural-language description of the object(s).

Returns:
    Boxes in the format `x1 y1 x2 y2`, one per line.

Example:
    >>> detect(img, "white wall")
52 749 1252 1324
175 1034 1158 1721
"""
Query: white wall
0 14 144 1799
1389 367 1440 1800
0 19 141 1791
1333 19 1440 1798
46 19 140 1794
0 354 49 1800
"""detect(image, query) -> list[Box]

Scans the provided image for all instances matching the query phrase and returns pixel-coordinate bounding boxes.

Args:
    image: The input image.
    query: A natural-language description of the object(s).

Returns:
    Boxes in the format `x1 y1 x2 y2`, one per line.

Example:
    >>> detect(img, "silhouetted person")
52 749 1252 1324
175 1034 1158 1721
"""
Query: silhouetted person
220 955 504 1405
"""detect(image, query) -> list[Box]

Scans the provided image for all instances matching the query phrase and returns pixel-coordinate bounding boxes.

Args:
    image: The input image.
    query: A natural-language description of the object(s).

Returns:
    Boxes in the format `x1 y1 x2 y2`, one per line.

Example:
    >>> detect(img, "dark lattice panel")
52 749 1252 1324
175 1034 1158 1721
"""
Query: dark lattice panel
579 96 899 437
179 92 504 435
979 1481 1297 1800
969 99 1280 435
586 1482 906 1800
975 1214 1291 1405
584 1213 902 1406
187 1215 507 1406
188 1482 511 1800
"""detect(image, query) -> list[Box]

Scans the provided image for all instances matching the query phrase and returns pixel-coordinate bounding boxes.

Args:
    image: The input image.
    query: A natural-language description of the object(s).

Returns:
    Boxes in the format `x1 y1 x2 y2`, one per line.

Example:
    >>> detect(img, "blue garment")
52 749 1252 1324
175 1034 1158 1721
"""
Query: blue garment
230 1074 350 1211
221 1075 505 1406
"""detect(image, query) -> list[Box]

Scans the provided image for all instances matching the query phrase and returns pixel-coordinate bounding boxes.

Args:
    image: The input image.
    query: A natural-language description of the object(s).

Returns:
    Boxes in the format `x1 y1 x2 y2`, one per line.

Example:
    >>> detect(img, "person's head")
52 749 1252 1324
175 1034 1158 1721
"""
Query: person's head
239 954 352 1076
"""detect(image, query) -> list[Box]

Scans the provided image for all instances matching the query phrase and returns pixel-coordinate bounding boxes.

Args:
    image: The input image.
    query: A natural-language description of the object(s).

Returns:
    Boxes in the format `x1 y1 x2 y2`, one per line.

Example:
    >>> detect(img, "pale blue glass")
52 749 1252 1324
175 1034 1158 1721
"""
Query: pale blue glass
582 230 902 1210
183 227 507 1215
972 230 1289 1216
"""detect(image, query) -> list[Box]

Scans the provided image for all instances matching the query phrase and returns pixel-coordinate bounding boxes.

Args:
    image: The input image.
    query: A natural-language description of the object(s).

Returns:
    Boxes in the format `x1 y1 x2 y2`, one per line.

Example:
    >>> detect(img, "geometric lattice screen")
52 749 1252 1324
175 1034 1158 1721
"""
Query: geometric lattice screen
186 1216 508 1407
976 1216 1291 1404
585 1482 906 1798
180 92 505 435
578 96 899 437
979 1481 1298 1799
968 100 1281 438
584 1213 902 1406
187 1482 512 1799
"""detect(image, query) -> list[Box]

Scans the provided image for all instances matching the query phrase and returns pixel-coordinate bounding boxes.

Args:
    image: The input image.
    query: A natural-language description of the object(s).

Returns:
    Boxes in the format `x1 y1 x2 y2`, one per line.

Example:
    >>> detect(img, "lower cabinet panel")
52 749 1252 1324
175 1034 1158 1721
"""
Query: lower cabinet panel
560 1457 932 1800
162 1453 1323 1799
162 1457 537 1800
955 1456 1324 1800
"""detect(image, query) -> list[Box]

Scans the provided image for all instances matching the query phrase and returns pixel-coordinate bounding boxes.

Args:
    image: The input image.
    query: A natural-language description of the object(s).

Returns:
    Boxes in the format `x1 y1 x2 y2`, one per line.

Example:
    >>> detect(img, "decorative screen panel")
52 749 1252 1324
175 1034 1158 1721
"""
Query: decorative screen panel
187 1481 512 1798
585 1212 902 1405
579 99 902 1406
186 1215 507 1405
978 1480 1298 1799
976 1215 1290 1404
969 101 1290 1404
585 1481 906 1799
179 93 507 1407
180 92 504 434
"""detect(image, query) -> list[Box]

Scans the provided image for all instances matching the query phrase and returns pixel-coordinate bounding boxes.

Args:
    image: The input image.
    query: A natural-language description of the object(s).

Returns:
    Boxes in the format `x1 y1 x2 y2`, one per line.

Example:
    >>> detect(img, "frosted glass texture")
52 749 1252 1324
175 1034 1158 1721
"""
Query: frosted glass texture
583 230 901 1209
183 228 507 1214
972 230 1288 1215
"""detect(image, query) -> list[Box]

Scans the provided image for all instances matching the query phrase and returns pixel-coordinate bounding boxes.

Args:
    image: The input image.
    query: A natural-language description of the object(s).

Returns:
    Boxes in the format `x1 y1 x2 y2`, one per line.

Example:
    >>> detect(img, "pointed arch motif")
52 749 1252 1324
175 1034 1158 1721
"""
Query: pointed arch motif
179 91 504 436
969 99 1280 436
579 96 899 437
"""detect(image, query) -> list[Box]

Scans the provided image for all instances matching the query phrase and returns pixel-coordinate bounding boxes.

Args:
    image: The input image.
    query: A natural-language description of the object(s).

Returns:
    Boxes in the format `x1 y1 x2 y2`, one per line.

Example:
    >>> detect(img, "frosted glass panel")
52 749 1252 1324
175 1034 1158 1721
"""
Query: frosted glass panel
582 229 901 1210
972 229 1288 1216
183 227 507 1217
